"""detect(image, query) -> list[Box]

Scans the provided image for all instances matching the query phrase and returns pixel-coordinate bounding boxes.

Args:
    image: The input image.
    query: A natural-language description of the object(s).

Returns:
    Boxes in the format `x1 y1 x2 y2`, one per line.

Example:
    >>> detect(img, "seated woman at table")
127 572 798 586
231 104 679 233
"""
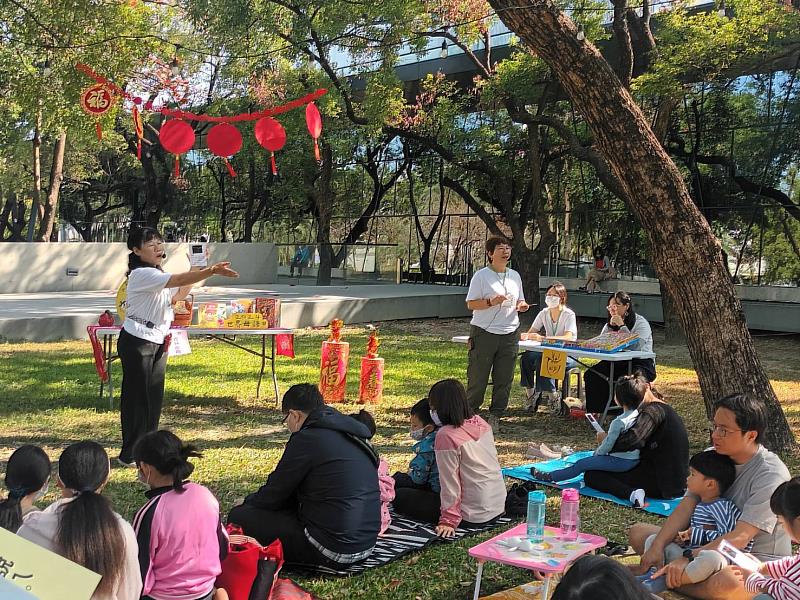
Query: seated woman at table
584 375 689 506
117 227 239 467
584 291 655 414
532 374 643 483
519 281 578 412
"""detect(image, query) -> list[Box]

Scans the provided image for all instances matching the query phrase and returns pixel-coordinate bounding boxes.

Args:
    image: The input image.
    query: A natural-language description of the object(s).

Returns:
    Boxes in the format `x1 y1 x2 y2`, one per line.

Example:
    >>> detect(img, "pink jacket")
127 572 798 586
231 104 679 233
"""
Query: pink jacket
378 457 395 535
434 415 506 529
132 483 227 600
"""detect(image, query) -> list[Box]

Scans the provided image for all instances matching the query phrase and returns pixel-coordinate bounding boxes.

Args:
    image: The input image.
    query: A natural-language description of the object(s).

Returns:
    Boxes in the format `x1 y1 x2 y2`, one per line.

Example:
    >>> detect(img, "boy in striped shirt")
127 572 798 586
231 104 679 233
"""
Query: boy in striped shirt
640 450 752 593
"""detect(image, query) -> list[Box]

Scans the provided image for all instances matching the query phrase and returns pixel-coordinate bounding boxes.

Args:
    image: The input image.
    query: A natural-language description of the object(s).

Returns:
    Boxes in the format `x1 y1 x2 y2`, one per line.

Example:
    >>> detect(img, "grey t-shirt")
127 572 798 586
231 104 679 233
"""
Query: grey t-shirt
689 446 790 560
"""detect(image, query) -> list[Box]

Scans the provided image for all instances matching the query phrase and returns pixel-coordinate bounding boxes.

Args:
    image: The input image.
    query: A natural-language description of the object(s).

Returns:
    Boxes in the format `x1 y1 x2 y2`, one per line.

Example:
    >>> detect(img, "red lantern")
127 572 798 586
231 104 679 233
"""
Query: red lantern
254 117 287 176
207 123 242 177
159 119 195 177
305 103 322 162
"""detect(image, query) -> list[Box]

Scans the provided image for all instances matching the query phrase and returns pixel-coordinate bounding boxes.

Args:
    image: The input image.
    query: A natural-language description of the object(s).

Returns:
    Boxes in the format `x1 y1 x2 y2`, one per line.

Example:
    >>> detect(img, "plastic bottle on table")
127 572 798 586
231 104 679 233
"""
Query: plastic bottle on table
526 490 546 543
560 488 580 541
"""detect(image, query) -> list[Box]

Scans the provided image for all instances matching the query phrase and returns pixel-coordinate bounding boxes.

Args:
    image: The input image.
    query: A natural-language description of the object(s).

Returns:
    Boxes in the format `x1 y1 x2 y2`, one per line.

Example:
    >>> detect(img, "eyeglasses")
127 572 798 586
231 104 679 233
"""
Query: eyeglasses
281 413 290 424
708 423 742 438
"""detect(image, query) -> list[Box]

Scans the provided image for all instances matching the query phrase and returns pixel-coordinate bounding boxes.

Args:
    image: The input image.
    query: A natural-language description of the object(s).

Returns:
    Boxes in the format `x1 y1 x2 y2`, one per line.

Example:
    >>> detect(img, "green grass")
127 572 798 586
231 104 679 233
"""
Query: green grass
1 319 799 599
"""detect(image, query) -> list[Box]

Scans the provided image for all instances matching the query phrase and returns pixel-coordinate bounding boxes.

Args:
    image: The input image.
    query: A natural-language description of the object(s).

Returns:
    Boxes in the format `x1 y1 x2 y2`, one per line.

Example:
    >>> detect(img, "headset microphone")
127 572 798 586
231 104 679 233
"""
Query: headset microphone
162 252 167 259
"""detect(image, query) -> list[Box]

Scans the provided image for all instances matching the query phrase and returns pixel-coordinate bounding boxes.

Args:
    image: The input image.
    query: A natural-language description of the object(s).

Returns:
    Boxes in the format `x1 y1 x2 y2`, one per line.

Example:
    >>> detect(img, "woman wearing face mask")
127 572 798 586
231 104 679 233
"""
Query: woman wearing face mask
519 282 579 412
17 441 142 600
392 398 441 523
132 430 228 600
118 227 239 467
584 291 656 414
0 445 51 532
428 379 506 538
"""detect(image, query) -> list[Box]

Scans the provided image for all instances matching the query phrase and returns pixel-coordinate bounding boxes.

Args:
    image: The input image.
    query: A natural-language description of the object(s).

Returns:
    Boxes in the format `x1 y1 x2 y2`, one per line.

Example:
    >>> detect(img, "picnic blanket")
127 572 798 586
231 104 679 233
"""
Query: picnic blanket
287 508 514 576
503 451 682 517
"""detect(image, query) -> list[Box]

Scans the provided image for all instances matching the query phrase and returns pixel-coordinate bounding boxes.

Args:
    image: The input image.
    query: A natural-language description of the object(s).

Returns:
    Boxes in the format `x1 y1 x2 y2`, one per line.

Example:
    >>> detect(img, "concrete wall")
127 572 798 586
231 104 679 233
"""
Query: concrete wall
0 243 277 293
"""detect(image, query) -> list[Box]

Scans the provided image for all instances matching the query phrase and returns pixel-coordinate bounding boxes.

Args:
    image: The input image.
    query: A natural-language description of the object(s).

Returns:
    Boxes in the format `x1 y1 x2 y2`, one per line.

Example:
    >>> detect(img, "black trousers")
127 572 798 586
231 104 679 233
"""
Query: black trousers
584 463 668 501
227 504 341 569
584 358 656 413
118 329 168 462
392 472 440 524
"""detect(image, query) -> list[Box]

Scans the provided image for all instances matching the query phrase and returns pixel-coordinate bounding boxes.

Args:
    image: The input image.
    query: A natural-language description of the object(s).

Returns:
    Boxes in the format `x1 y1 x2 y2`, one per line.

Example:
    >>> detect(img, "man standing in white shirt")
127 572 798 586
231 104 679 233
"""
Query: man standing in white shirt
465 237 529 432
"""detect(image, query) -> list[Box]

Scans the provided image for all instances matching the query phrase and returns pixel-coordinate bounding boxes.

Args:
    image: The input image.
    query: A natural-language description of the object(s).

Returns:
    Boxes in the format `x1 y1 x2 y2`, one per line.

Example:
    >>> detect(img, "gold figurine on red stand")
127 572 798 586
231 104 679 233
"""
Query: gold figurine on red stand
320 319 349 403
358 329 384 404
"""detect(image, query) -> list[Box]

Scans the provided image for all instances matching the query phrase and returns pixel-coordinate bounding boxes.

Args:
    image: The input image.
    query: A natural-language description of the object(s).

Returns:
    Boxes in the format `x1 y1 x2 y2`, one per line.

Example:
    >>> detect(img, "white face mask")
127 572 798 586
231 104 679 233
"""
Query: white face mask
137 466 150 489
545 295 561 308
429 409 443 427
410 427 428 441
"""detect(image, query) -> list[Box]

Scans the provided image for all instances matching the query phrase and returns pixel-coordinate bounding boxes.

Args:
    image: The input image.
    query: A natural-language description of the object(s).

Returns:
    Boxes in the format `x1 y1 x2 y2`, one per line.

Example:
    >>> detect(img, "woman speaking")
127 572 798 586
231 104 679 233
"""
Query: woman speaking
117 227 238 466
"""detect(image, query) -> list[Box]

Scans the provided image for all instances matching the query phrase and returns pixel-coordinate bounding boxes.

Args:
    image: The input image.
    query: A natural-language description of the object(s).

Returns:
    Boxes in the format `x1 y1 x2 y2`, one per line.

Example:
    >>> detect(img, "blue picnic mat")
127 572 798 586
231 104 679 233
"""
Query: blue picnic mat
503 451 682 517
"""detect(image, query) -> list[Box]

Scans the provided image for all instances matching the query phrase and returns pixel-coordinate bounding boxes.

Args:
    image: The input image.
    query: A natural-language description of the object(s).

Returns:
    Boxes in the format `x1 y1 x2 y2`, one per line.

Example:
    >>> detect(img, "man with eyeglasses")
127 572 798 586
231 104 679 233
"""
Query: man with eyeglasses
628 393 791 599
228 384 381 569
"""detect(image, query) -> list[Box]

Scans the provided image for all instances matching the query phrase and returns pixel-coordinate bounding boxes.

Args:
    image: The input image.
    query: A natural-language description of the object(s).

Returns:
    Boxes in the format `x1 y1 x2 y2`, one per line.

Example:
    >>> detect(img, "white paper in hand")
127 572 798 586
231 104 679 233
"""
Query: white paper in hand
585 413 605 433
718 539 762 572
189 243 208 267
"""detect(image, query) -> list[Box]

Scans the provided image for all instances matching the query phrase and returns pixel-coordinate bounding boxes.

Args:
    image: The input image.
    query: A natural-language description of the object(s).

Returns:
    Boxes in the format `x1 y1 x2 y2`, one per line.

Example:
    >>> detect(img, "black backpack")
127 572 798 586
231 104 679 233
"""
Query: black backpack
505 481 539 517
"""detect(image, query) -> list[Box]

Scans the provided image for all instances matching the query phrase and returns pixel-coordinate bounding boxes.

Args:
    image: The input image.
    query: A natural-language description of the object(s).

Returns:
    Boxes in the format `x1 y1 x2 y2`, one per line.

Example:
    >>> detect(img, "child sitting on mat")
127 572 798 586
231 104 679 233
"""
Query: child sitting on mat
350 410 394 536
737 477 800 600
391 398 442 524
639 450 750 594
394 399 440 491
532 374 643 485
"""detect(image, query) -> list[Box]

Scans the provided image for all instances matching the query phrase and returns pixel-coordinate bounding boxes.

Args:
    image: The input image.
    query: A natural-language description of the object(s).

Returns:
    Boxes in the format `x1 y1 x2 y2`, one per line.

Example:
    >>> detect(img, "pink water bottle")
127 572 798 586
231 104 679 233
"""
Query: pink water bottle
560 488 580 541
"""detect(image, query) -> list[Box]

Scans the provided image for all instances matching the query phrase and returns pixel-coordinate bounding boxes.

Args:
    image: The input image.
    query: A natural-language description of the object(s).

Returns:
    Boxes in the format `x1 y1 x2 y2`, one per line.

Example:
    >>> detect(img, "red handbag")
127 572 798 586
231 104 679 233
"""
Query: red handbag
216 524 284 600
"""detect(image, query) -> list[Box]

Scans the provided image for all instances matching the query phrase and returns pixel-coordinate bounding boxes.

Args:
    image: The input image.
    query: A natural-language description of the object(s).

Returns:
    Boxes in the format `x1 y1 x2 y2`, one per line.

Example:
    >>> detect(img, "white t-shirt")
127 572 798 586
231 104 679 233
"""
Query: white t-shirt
466 267 525 335
529 306 577 338
122 267 176 344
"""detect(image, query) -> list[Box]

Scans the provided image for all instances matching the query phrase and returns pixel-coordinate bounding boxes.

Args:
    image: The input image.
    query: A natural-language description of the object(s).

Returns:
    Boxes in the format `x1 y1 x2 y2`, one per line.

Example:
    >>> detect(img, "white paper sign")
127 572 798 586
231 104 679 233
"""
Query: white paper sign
168 330 192 357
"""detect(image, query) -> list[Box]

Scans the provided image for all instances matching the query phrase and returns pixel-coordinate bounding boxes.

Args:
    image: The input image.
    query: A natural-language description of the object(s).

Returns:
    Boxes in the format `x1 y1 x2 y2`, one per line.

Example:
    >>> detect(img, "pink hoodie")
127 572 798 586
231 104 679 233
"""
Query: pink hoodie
434 415 506 528
378 457 395 535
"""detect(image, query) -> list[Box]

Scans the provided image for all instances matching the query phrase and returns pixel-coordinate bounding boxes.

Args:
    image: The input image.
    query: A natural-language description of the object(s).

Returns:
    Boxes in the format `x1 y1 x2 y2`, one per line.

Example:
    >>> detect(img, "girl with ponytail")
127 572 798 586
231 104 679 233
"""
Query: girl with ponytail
132 430 227 600
0 445 50 532
117 227 238 467
17 441 141 600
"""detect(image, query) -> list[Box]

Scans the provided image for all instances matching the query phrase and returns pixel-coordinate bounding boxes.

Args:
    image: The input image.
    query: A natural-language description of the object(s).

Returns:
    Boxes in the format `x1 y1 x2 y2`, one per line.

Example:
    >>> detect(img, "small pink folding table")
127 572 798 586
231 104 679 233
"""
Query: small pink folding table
468 524 606 600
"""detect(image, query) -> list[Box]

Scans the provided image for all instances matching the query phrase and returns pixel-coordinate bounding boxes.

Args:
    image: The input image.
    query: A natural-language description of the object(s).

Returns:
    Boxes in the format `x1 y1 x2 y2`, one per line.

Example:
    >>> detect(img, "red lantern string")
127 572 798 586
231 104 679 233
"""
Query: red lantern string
160 89 327 122
95 122 102 141
75 63 327 123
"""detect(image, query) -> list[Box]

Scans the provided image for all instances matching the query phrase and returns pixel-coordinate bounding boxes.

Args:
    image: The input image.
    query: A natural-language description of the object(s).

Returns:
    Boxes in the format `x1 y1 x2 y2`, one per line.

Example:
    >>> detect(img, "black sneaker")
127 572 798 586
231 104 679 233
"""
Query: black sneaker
116 456 135 468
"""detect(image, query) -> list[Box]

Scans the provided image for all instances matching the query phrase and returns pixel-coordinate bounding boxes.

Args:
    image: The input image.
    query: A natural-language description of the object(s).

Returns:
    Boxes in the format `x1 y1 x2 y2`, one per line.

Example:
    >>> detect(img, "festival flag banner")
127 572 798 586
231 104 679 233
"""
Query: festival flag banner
0 527 102 600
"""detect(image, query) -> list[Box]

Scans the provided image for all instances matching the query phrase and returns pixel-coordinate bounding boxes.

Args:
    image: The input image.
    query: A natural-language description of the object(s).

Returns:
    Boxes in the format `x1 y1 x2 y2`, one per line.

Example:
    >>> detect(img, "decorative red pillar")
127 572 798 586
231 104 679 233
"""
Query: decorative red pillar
359 330 384 404
320 319 349 403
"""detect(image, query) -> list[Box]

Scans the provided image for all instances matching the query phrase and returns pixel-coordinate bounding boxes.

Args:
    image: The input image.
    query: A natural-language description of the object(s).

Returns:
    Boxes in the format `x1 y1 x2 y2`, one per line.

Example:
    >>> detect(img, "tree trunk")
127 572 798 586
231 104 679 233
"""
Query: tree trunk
489 0 795 451
37 130 67 242
314 145 335 286
27 108 43 242
243 154 256 243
